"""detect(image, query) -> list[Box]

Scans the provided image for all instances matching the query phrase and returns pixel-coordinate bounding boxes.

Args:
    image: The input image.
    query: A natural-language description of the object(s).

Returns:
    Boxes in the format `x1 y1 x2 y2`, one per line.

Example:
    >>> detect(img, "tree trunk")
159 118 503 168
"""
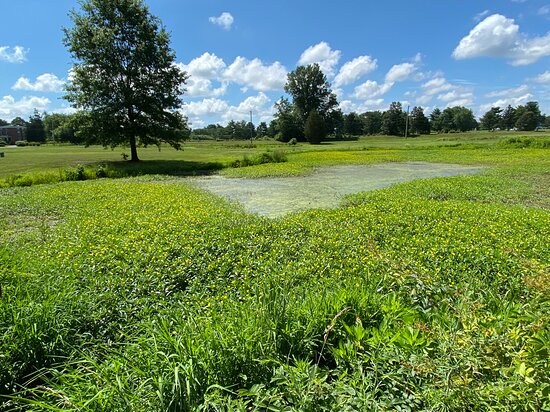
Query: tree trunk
129 135 139 162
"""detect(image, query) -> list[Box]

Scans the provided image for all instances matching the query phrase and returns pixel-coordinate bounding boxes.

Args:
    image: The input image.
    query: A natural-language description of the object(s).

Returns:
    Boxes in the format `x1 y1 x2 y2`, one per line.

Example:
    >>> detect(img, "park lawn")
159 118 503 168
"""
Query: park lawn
0 130 547 177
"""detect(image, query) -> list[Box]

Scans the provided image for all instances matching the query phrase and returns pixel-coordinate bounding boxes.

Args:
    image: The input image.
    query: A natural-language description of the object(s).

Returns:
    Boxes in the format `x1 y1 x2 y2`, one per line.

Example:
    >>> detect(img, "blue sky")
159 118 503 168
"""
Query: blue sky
1 0 550 127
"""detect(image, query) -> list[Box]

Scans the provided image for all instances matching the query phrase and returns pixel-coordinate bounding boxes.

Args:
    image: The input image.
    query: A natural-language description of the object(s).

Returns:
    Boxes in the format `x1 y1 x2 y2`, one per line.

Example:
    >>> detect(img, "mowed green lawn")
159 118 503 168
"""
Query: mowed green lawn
0 131 549 410
0 130 544 175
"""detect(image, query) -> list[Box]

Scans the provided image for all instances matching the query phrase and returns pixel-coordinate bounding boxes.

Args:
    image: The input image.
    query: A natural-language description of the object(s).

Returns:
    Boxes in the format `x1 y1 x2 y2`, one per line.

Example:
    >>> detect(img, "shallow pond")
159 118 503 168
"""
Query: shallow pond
191 162 483 217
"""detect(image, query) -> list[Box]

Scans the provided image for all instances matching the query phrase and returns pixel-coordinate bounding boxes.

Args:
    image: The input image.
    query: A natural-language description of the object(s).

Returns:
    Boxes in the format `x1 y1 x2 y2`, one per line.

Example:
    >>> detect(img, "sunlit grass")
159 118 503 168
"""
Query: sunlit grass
0 132 549 410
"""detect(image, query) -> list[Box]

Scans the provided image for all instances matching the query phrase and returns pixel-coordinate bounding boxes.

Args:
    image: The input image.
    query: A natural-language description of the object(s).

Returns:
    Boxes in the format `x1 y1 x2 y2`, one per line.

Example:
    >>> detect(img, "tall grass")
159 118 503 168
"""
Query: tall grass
1 159 549 410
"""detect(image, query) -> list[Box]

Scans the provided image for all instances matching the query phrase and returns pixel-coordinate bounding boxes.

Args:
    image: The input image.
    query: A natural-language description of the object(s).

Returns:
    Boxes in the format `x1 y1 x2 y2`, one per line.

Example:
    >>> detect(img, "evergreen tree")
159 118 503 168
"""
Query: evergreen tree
304 111 326 144
256 122 268 137
429 108 443 133
26 110 46 142
343 112 364 135
500 105 517 130
439 108 456 132
409 106 430 135
480 107 502 130
381 102 405 136
361 111 383 135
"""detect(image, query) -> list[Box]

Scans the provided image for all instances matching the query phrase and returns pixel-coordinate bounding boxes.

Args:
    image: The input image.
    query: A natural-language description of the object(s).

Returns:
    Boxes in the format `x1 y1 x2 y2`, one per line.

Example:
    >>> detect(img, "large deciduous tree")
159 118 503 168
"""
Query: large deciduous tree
64 0 189 161
284 64 339 139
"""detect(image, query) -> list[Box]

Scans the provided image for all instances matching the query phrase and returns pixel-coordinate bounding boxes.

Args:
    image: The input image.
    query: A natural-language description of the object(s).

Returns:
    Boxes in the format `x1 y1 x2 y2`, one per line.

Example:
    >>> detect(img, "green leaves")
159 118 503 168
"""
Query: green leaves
1 163 549 410
64 0 189 160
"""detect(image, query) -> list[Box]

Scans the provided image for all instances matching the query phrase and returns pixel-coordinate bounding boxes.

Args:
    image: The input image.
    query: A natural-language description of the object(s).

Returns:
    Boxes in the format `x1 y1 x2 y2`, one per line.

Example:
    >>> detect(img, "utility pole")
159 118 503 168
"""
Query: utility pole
249 110 253 143
404 105 410 138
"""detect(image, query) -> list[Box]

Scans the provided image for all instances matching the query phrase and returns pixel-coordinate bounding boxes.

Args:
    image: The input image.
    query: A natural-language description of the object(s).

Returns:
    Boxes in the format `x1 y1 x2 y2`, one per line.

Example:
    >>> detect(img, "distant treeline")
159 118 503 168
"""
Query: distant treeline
1 101 548 145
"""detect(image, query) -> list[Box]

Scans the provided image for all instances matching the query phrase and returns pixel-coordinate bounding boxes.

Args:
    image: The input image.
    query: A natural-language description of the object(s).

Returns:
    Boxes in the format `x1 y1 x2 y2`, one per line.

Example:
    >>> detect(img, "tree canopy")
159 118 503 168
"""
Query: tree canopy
284 64 339 142
26 110 46 142
381 102 405 136
304 111 326 144
64 0 189 161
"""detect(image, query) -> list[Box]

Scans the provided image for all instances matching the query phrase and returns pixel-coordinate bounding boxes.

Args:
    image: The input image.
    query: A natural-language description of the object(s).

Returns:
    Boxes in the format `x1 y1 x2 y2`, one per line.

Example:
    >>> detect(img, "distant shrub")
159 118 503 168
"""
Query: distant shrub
270 150 287 163
65 164 86 181
15 140 28 147
95 164 107 178
231 150 287 168
13 175 33 186
501 137 550 148
288 138 297 145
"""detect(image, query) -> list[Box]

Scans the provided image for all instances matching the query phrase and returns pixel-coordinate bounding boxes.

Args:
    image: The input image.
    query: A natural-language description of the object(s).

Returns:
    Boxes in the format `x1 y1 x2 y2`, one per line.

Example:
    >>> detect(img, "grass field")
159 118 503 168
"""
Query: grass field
1 131 549 410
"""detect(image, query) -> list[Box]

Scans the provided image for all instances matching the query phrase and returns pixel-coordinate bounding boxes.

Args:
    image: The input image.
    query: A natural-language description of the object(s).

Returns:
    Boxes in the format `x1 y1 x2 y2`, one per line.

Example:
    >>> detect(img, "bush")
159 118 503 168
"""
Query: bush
15 140 28 147
231 151 287 168
96 164 108 178
288 138 297 145
501 137 550 149
65 164 86 181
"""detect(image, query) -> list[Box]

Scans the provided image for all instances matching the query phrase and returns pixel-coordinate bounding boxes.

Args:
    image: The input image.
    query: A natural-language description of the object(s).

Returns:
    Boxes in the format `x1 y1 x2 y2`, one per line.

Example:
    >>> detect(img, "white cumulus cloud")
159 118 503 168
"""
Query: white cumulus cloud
181 93 274 127
178 53 228 97
385 62 417 84
0 46 27 63
180 52 226 78
298 42 341 77
182 98 229 118
222 92 272 123
453 14 550 65
186 78 228 98
334 55 377 87
224 57 287 91
12 73 65 93
0 95 51 120
353 80 393 100
209 12 234 30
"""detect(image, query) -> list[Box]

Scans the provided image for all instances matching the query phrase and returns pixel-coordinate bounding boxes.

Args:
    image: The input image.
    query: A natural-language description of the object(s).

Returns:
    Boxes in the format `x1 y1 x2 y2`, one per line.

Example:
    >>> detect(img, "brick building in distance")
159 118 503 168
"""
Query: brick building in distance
0 125 26 144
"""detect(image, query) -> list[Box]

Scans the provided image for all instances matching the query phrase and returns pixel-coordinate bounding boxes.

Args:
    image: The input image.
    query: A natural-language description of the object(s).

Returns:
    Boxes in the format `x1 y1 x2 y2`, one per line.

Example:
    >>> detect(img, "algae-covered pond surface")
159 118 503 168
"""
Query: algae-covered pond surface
192 162 483 217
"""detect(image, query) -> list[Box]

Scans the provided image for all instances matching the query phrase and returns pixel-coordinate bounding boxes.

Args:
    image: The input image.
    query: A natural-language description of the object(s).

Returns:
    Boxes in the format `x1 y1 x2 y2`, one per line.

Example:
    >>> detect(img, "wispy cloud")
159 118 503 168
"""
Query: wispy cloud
209 12 234 30
0 46 27 63
474 10 490 22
